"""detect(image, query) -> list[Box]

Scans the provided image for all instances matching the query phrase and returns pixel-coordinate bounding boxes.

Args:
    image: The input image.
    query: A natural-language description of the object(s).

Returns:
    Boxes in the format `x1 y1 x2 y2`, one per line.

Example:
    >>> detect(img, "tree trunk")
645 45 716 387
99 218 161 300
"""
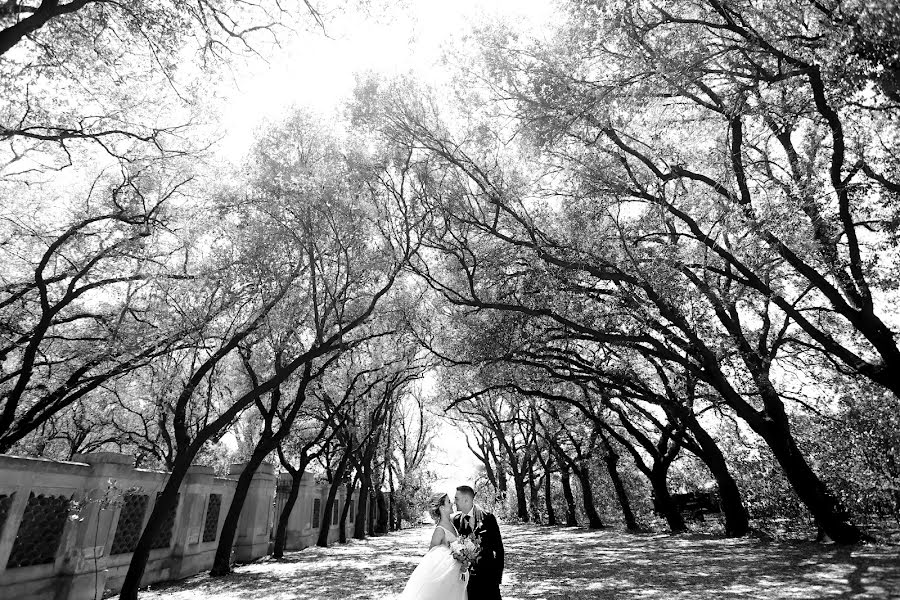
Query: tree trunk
574 464 604 529
709 350 864 542
316 480 339 548
761 418 861 542
560 464 578 526
487 442 509 506
650 465 686 533
375 490 389 534
679 411 749 537
512 469 529 522
391 491 402 531
211 445 271 575
388 468 397 531
482 454 498 492
316 477 342 547
273 469 303 558
367 494 376 536
353 475 370 539
602 448 639 532
119 453 193 600
487 443 506 501
317 451 350 547
543 471 557 526
339 482 354 544
527 458 541 524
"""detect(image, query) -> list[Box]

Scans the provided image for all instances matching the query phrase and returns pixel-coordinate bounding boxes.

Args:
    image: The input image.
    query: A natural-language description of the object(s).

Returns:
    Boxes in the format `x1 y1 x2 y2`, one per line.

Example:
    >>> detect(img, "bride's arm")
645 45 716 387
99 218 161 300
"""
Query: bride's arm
427 526 445 549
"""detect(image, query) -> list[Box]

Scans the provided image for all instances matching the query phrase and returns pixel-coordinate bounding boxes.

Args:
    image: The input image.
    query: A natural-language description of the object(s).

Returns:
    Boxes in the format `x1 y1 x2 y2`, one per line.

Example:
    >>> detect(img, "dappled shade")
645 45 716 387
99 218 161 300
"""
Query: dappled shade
138 524 900 600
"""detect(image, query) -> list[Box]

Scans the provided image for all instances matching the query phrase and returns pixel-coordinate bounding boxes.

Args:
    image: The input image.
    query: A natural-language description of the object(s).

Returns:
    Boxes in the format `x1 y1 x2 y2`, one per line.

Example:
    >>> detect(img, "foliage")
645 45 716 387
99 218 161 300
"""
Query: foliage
799 386 900 525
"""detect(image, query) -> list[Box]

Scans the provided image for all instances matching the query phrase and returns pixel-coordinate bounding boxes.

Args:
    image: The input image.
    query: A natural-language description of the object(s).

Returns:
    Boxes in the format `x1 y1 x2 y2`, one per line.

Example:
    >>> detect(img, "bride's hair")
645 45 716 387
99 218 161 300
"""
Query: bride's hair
428 492 448 522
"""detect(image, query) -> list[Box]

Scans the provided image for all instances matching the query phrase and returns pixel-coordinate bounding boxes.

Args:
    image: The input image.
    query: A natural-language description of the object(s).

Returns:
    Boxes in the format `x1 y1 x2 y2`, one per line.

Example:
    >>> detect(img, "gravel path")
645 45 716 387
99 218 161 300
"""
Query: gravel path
138 524 900 599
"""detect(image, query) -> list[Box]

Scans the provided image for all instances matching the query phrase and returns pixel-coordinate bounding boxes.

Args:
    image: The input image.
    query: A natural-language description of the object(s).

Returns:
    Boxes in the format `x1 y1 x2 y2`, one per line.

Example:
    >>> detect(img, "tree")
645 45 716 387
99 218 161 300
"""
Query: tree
0 162 200 452
389 387 436 529
464 0 900 541
354 69 872 541
462 423 508 505
115 109 417 598
1 1 321 172
117 231 305 599
272 404 338 558
311 338 426 546
339 343 425 540
208 107 419 574
534 441 557 526
447 386 538 523
13 395 121 460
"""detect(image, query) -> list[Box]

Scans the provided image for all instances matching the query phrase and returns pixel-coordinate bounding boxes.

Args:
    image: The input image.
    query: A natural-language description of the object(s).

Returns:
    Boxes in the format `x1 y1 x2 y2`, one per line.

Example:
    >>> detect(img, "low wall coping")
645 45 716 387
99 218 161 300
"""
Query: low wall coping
228 462 275 477
186 465 216 476
0 453 92 477
72 452 135 466
277 470 315 484
0 453 88 466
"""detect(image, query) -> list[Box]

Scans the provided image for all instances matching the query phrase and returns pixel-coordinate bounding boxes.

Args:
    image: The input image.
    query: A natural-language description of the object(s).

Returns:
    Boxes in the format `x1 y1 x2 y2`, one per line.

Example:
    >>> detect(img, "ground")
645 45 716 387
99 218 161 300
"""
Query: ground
138 524 900 599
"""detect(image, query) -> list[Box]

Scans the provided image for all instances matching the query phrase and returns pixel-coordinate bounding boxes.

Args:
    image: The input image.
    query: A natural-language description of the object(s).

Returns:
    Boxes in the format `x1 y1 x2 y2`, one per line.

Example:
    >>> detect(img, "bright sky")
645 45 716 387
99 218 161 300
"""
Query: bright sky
218 0 557 162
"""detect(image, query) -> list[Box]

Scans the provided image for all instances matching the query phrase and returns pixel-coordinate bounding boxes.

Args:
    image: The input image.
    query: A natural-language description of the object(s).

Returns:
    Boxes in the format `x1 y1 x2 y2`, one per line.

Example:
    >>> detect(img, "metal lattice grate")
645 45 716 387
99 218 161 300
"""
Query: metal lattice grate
110 494 148 555
202 494 221 543
312 498 321 528
6 492 70 568
0 493 13 536
150 492 179 549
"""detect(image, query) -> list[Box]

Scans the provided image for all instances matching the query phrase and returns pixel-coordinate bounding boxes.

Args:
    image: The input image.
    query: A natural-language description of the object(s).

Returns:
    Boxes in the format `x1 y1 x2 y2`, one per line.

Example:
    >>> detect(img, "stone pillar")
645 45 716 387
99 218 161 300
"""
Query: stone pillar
293 472 315 550
332 486 347 545
58 453 135 600
341 486 351 540
274 474 295 551
169 465 215 579
228 462 275 562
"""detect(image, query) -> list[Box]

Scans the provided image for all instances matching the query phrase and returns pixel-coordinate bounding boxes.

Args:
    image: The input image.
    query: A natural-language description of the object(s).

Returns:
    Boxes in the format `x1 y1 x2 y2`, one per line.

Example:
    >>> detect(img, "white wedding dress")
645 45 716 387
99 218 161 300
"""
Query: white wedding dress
398 525 468 600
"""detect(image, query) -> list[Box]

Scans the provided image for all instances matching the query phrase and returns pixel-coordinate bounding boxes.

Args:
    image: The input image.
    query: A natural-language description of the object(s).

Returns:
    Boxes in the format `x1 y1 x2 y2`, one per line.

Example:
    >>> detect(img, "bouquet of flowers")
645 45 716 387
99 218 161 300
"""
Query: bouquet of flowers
449 534 482 581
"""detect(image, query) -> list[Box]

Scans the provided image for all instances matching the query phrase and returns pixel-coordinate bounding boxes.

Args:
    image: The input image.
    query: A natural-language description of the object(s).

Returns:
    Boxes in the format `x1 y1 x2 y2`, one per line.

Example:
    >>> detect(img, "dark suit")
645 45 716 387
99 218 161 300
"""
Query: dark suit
452 507 504 600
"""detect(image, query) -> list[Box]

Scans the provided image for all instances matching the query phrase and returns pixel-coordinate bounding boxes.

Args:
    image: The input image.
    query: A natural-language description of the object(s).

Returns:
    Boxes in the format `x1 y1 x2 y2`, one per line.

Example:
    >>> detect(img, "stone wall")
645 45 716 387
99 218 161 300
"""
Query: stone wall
0 453 357 600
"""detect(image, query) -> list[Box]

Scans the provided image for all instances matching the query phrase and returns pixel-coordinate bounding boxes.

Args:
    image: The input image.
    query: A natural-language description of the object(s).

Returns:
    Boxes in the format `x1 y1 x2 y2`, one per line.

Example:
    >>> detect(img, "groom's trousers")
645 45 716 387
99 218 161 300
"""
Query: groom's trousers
467 574 502 600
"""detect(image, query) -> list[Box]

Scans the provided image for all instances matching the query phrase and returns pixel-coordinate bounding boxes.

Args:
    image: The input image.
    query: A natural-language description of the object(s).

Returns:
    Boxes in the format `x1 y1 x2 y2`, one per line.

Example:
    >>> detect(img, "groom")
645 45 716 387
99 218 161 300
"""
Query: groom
453 485 504 600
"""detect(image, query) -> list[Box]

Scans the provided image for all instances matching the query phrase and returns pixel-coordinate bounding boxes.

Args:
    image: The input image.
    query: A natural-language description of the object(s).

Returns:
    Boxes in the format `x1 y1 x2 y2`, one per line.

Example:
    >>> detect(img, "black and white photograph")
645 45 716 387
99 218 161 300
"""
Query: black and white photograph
1 1 900 599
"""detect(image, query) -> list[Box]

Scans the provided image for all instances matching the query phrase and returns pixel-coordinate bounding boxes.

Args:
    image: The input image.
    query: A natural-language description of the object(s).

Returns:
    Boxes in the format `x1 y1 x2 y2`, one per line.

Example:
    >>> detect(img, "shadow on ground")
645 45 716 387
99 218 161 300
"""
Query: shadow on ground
137 524 900 600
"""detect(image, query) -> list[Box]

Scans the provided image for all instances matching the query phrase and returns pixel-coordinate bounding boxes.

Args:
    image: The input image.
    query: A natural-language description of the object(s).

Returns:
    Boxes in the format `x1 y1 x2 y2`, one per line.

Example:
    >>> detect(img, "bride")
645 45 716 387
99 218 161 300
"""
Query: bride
398 492 468 600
